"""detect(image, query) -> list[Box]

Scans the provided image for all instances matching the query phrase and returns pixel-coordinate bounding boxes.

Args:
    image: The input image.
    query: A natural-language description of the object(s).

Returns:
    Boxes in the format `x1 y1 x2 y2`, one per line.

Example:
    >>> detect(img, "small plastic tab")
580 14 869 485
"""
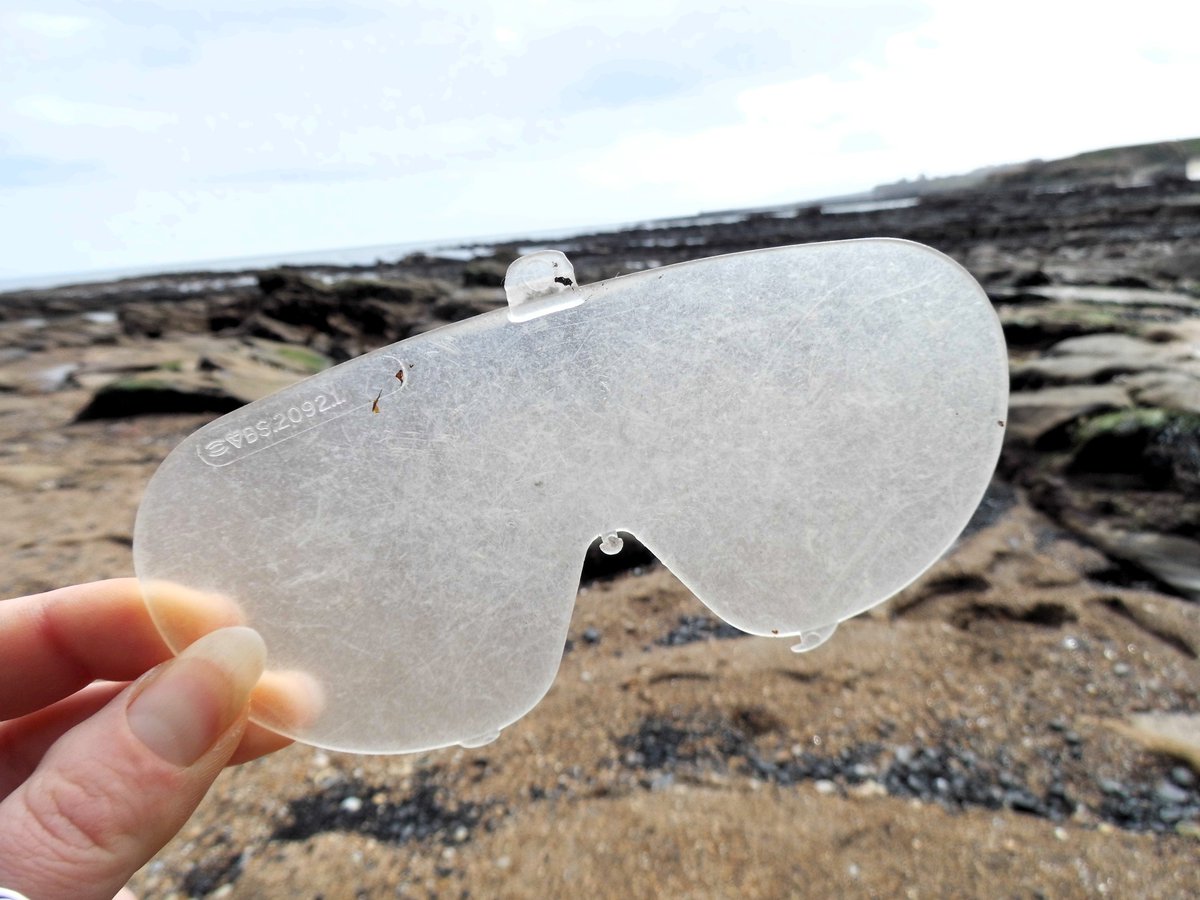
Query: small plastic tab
459 730 501 749
598 532 624 555
504 249 584 322
790 623 839 654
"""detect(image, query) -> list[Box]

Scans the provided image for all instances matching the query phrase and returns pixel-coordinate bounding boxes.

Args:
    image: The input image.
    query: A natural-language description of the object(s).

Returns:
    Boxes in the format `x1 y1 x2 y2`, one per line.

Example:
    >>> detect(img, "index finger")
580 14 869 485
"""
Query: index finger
0 579 242 720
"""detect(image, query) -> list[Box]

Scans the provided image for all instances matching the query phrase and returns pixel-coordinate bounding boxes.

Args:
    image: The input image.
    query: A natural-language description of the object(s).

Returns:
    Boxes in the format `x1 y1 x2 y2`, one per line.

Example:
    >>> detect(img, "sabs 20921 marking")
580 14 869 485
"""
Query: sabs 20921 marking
197 384 347 467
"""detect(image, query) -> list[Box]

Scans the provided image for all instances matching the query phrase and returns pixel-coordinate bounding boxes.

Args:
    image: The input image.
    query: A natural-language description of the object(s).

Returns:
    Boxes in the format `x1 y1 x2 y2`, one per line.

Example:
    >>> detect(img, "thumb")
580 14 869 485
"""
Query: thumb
0 627 265 900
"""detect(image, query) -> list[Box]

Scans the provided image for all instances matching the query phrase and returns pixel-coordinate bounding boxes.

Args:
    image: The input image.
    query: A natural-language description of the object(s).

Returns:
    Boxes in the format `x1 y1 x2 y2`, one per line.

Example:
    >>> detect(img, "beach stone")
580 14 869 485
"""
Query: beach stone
1120 371 1200 415
1005 385 1130 446
0 464 69 489
247 315 312 346
997 301 1134 350
1046 333 1180 360
74 373 248 419
1102 532 1200 601
73 339 317 420
1024 285 1200 310
1097 595 1200 659
1122 713 1200 772
1156 780 1190 805
120 299 213 337
1157 250 1200 280
1067 408 1200 491
1010 354 1157 390
462 258 508 287
251 270 448 348
204 338 332 377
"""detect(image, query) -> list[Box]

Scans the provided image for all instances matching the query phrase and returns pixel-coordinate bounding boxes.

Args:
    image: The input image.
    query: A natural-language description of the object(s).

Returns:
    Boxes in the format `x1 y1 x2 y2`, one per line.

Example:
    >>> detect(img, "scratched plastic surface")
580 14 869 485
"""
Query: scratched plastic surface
134 239 1009 754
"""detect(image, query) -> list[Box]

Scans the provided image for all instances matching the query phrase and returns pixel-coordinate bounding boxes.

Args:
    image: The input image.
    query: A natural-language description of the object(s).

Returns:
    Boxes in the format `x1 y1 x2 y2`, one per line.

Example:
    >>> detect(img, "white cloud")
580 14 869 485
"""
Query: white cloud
574 0 1200 209
11 95 178 131
12 11 91 38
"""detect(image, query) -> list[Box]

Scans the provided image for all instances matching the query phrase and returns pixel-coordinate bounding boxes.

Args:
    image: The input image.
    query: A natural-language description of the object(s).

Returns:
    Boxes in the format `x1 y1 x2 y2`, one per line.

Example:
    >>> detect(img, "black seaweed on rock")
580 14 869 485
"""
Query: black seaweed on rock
654 615 749 647
273 771 499 845
615 712 1200 832
180 849 244 898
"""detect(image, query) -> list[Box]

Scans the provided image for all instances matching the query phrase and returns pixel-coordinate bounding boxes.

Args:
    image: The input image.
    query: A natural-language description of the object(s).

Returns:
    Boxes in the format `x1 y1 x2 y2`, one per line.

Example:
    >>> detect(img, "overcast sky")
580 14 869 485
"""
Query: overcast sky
1 0 1197 284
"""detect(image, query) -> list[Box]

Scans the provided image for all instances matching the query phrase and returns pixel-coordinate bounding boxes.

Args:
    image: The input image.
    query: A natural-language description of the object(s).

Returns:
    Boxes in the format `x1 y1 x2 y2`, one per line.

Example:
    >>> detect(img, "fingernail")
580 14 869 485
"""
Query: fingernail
127 626 266 766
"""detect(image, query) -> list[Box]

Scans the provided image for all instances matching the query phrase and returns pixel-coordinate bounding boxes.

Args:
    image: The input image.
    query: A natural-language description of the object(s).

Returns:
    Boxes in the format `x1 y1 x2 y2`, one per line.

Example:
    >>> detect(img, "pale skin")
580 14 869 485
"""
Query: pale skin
0 579 317 900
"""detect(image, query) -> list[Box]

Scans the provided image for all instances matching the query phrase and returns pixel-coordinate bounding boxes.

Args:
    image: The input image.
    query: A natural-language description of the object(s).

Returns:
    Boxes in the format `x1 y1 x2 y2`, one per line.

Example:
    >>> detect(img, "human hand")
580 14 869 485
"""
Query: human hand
0 579 307 900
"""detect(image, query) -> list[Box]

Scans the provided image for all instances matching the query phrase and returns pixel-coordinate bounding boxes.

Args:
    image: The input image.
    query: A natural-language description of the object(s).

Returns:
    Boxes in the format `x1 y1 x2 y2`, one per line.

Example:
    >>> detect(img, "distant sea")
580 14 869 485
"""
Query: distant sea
0 192 897 295
0 232 532 294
